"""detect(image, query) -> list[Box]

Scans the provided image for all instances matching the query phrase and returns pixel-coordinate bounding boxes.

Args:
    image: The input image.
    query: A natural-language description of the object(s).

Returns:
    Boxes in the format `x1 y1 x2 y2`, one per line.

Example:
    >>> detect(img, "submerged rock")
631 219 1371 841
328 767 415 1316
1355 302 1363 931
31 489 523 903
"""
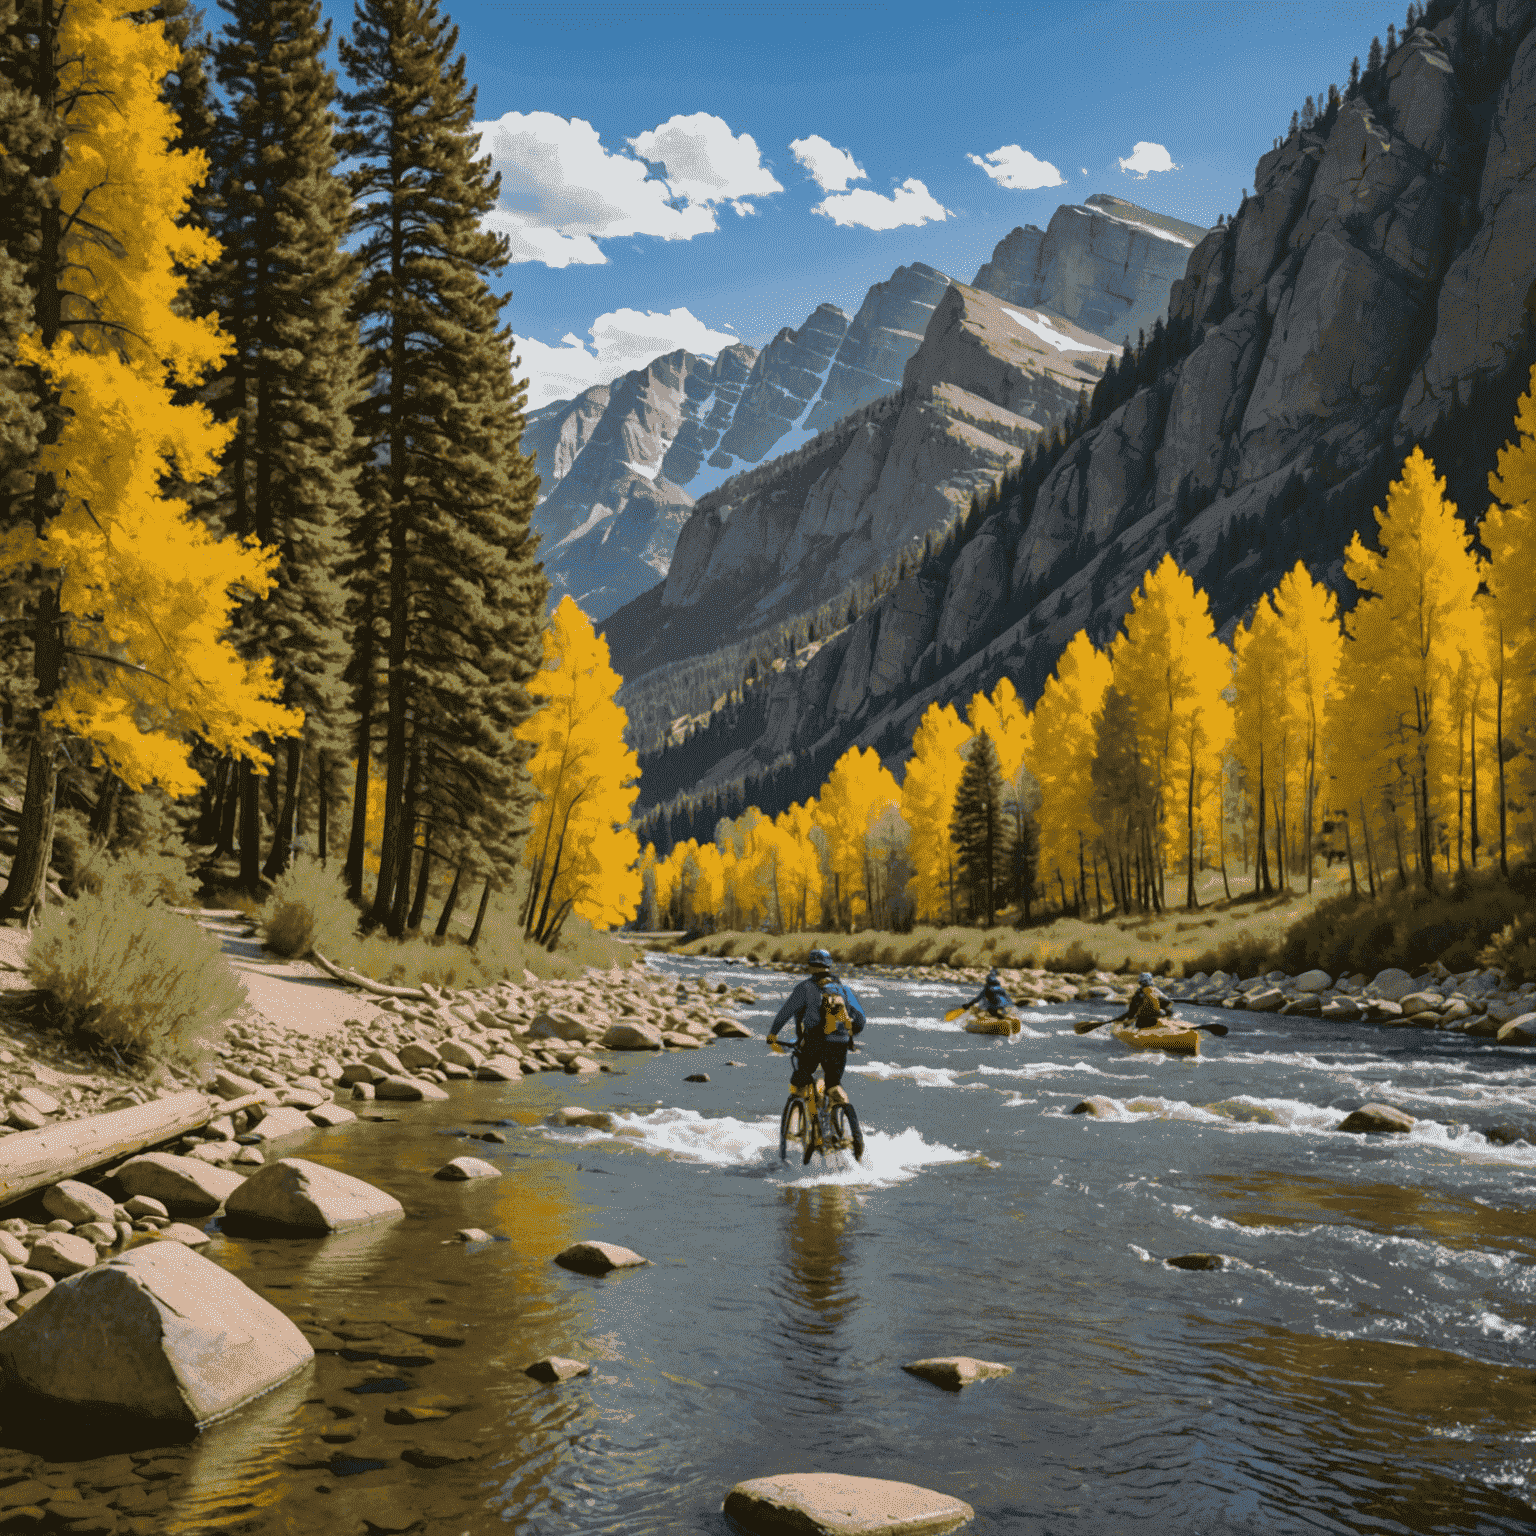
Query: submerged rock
1337 1103 1416 1134
553 1241 649 1276
524 1356 590 1383
547 1107 616 1131
0 1241 312 1428
901 1356 1012 1391
434 1156 499 1181
722 1472 974 1536
1166 1253 1229 1271
1069 1097 1117 1118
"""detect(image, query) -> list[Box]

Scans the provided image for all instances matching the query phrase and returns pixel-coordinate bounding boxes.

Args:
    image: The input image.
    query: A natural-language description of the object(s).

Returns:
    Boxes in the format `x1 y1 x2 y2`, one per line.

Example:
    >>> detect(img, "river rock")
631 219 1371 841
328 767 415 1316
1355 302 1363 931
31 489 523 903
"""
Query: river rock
901 1356 1012 1391
185 1140 242 1164
397 1041 441 1070
1280 994 1322 1015
435 1156 499 1181
1069 1097 1117 1118
1365 999 1405 1021
475 1056 524 1082
350 1081 376 1101
159 1223 212 1246
0 1241 312 1428
722 1472 974 1536
246 1105 318 1141
1369 968 1418 1001
375 1075 449 1102
42 1180 116 1227
1166 1252 1229 1271
1398 991 1442 1016
7 1101 47 1131
685 1073 710 1083
548 1107 616 1130
364 1049 406 1076
113 1154 244 1216
278 1088 329 1110
1496 1016 1536 1046
553 1241 649 1275
123 1196 168 1220
26 1232 99 1278
223 1157 405 1235
11 1268 52 1295
438 1040 485 1070
530 1011 597 1043
0 1232 28 1265
454 1228 493 1243
565 1056 601 1075
1320 998 1361 1020
1460 1012 1504 1038
340 1062 383 1086
524 1356 590 1383
308 1104 357 1128
1337 1103 1416 1134
1292 969 1332 993
601 1022 664 1051
213 1069 262 1100
713 1019 753 1038
1243 988 1285 1012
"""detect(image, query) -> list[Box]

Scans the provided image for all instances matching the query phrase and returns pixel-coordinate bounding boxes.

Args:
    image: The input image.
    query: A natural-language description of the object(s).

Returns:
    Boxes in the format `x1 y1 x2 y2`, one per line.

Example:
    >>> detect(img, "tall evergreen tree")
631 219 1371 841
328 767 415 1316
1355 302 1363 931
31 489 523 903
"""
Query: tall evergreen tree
340 0 547 936
203 0 360 889
951 730 1010 927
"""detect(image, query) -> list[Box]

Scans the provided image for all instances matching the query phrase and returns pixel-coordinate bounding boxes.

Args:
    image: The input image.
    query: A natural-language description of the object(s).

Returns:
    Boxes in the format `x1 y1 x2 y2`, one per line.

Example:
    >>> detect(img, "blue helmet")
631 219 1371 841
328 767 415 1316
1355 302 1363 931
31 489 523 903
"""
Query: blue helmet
807 948 833 970
1139 972 1154 986
987 968 1000 980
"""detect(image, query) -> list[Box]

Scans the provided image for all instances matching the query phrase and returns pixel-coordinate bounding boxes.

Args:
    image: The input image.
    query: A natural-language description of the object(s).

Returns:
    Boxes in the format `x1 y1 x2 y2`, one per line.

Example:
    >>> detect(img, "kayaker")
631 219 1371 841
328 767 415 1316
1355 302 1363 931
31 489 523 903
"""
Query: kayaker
964 968 1014 1017
766 949 866 1106
1114 972 1173 1030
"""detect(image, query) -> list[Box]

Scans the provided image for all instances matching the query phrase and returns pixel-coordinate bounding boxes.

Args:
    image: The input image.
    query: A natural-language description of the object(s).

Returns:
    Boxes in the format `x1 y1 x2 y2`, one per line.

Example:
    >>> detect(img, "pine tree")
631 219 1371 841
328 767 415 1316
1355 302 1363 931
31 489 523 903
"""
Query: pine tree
1301 95 1316 130
1387 22 1397 53
951 730 1010 927
1368 36 1383 70
206 0 361 889
1349 56 1361 91
340 0 548 934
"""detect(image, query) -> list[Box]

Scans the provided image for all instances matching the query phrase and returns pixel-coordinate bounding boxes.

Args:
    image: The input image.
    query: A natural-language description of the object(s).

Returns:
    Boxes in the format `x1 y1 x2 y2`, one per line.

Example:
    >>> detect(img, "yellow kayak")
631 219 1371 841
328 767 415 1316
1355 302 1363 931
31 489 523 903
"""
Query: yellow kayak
963 1009 1022 1036
1112 1020 1201 1056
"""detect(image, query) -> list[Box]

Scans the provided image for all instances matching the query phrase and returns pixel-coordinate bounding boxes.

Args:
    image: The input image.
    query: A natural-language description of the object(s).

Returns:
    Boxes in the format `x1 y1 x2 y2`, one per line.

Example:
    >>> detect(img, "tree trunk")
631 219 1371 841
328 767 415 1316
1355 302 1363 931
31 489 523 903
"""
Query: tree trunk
1497 666 1508 877
88 770 119 846
238 758 262 892
467 879 493 948
316 751 329 868
407 825 432 930
1255 753 1271 895
1359 800 1378 898
261 736 305 879
214 753 241 859
1185 758 1198 910
344 628 374 899
434 861 463 937
1344 814 1359 898
1469 706 1478 869
194 758 227 845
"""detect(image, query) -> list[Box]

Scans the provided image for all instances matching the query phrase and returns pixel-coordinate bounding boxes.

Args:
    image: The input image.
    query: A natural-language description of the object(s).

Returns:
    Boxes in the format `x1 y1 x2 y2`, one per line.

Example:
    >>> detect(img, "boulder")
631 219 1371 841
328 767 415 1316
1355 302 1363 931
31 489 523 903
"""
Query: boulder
1166 1253 1229 1271
1496 1016 1536 1047
1069 1097 1117 1118
600 1021 664 1051
364 1049 406 1076
123 1196 168 1220
712 1019 753 1038
1365 999 1405 1020
278 1088 328 1110
434 1157 500 1181
42 1180 116 1227
213 1070 262 1100
307 1104 357 1128
1280 995 1322 1015
223 1157 404 1235
553 1241 649 1276
26 1232 99 1278
1320 998 1361 1020
375 1075 449 1102
1398 991 1443 1016
1291 969 1332 993
722 1472 974 1536
475 1056 525 1082
1337 1103 1416 1134
246 1105 319 1142
1370 968 1418 1001
339 1062 383 1086
547 1107 616 1131
529 1012 597 1043
397 1041 441 1070
1460 1012 1504 1038
112 1154 245 1216
0 1241 312 1428
901 1356 1012 1391
438 1040 485 1070
524 1356 590 1384
1243 988 1285 1012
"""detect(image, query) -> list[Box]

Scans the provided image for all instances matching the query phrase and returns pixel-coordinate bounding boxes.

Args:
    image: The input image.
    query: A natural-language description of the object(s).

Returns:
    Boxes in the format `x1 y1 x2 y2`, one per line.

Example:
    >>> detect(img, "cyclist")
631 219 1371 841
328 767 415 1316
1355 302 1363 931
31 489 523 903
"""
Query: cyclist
964 967 1014 1017
765 948 867 1107
1114 972 1173 1030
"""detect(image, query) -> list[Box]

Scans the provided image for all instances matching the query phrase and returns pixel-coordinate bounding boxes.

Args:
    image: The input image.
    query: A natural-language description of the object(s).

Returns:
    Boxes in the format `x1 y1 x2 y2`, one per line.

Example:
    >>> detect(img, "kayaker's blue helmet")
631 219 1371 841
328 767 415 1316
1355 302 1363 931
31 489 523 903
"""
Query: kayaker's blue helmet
1139 972 1154 986
807 948 833 971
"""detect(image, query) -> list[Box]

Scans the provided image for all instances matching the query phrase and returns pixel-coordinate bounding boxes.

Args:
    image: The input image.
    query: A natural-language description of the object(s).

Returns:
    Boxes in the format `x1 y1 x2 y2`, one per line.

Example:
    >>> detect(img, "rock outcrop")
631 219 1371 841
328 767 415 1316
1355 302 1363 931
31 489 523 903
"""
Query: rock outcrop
716 303 850 463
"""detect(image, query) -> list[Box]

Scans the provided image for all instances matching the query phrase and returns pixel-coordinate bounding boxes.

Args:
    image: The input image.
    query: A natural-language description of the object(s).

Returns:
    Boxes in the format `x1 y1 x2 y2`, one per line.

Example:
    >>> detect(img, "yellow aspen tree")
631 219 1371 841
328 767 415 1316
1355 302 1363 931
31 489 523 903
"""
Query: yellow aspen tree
1480 365 1536 872
1031 631 1112 913
743 813 790 931
900 702 971 924
1340 448 1483 890
1 0 302 918
687 840 725 930
653 842 686 927
1111 555 1232 909
1271 562 1344 892
775 801 823 931
516 597 641 944
1232 595 1291 895
636 843 659 929
815 746 900 929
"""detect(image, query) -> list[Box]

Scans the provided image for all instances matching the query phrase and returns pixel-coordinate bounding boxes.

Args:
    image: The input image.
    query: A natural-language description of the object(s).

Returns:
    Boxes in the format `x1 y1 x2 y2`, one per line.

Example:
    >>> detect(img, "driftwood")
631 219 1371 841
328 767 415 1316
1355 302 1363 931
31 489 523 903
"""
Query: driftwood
0 1088 227 1207
311 950 428 1002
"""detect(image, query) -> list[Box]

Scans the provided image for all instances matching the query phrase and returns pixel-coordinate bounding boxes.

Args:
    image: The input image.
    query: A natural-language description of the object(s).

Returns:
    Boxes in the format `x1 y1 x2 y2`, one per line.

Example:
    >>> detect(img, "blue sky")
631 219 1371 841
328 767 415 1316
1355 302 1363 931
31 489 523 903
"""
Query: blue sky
420 0 1398 408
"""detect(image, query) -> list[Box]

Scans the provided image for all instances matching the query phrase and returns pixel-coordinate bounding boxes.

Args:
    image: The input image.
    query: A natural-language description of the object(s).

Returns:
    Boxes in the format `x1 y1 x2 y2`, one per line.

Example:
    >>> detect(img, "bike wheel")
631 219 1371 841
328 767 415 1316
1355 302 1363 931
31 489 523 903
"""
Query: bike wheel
832 1102 864 1162
802 1111 823 1166
779 1097 805 1163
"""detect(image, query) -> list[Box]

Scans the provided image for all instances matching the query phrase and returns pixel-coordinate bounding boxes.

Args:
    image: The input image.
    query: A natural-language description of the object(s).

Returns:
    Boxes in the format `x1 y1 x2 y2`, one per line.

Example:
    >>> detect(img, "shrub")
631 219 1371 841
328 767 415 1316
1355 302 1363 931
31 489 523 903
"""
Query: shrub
1186 929 1277 980
27 890 241 1067
1043 940 1097 973
260 856 359 959
1480 915 1536 984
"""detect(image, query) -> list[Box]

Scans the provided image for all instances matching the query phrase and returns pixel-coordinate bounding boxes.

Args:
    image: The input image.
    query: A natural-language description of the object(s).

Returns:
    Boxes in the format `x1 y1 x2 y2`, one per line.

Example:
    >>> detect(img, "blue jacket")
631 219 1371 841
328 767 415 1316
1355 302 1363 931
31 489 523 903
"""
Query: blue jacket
966 981 1012 1012
768 975 866 1046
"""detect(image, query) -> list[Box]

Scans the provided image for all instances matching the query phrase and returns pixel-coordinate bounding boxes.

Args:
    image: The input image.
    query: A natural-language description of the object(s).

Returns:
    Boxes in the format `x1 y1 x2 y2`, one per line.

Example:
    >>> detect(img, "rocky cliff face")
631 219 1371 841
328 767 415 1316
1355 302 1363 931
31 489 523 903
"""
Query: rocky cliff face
601 285 1115 680
621 0 1536 807
973 194 1205 351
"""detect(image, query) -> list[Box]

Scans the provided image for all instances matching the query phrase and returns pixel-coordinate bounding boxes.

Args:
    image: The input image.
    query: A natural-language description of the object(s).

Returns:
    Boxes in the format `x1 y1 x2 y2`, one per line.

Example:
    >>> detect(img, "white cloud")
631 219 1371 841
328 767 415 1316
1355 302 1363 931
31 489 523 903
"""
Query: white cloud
967 144 1064 191
1081 167 1088 175
1117 141 1180 179
516 307 741 411
789 135 867 193
475 110 779 268
628 112 783 209
813 178 950 231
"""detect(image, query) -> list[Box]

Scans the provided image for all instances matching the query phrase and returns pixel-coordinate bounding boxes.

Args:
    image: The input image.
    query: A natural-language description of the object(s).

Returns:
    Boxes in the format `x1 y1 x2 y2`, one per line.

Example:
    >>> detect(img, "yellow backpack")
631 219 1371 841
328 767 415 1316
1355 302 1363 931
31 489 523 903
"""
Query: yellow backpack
817 979 851 1035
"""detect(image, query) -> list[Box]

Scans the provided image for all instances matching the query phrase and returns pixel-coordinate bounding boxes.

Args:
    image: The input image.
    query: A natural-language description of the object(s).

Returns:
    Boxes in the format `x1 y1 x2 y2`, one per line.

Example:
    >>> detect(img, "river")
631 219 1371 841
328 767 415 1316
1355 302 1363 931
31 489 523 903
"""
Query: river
27 953 1536 1534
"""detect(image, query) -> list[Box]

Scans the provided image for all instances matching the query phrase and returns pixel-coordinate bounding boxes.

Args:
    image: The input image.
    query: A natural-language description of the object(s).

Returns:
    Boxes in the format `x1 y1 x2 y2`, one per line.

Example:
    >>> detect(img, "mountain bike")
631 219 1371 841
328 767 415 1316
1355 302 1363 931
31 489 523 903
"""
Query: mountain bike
778 1074 864 1166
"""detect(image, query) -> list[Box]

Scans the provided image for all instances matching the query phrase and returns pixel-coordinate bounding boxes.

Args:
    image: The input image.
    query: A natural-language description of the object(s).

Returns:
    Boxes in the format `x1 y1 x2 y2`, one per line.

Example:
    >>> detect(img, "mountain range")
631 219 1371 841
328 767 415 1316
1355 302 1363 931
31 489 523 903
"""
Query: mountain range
525 193 1204 620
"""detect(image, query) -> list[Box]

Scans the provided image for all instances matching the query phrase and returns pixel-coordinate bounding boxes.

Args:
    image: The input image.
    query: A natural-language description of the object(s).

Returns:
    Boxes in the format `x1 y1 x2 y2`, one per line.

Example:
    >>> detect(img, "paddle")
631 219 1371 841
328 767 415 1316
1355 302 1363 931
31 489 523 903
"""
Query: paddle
1074 1015 1229 1038
942 1006 967 1022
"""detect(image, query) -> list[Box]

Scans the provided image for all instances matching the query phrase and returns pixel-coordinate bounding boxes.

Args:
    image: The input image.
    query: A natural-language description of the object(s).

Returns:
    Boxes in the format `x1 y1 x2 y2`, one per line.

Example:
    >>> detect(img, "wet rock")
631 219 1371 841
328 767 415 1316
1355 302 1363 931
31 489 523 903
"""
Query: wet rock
1069 1097 1117 1118
245 1105 318 1142
327 1484 423 1534
1460 1012 1505 1038
685 1073 710 1083
42 1180 116 1227
0 1241 312 1428
26 1231 99 1278
1243 988 1285 1012
1280 994 1322 1015
350 1081 376 1101
548 1107 616 1131
375 1075 449 1102
722 1472 974 1536
1320 998 1361 1020
712 1019 753 1038
112 1154 244 1216
278 1088 329 1110
523 1356 590 1384
1369 968 1417 1001
340 1062 382 1086
453 1228 493 1243
601 1022 664 1051
159 1223 212 1246
474 1056 524 1082
185 1140 242 1164
553 1241 649 1276
363 1049 405 1077
214 1071 261 1100
438 1041 485 1070
1292 969 1332 993
384 1404 452 1423
224 1157 405 1235
1166 1253 1229 1271
901 1356 1012 1391
473 1130 507 1144
397 1041 441 1070
308 1104 357 1128
1365 999 1405 1021
1496 1016 1536 1046
1398 991 1443 1016
1337 1103 1415 1134
400 1440 480 1468
434 1157 499 1181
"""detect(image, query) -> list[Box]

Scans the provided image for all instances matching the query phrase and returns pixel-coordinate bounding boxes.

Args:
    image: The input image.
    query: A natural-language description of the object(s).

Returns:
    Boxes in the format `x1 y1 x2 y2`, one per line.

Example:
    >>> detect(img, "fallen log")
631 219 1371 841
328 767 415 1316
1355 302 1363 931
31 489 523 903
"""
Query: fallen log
0 1089 221 1208
311 950 428 1002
